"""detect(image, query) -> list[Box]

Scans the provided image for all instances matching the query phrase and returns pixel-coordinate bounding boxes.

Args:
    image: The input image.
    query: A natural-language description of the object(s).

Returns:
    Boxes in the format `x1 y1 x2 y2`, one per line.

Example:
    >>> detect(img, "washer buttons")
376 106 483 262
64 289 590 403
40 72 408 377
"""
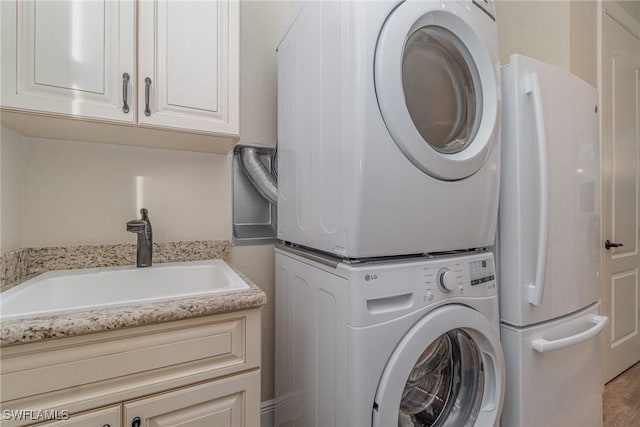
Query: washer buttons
426 291 434 302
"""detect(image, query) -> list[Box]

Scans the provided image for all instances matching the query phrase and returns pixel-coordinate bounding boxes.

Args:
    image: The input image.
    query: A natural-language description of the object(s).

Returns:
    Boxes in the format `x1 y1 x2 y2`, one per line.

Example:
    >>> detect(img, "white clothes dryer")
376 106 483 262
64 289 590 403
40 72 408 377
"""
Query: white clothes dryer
275 246 505 427
277 0 501 258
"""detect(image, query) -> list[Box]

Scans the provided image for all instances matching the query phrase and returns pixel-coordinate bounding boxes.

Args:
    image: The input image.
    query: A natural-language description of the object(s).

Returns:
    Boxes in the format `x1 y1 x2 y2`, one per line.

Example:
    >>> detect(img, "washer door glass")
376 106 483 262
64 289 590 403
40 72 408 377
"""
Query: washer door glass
372 305 504 427
398 330 484 427
402 26 482 155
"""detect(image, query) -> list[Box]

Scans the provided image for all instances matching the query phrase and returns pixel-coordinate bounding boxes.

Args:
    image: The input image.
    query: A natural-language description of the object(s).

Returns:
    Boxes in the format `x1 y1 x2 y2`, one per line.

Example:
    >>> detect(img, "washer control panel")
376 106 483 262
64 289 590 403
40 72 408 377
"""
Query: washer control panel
419 253 496 305
469 258 496 286
342 251 498 327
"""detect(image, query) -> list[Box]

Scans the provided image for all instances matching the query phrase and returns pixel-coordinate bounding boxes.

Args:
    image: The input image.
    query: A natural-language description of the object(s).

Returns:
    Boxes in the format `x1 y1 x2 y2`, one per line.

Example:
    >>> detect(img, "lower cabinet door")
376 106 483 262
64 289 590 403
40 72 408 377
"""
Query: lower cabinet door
34 405 121 427
123 370 260 427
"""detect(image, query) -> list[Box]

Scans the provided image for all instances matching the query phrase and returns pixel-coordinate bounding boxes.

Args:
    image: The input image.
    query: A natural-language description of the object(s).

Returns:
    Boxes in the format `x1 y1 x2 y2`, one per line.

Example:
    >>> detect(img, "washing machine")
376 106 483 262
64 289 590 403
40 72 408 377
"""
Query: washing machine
275 245 505 427
277 0 501 258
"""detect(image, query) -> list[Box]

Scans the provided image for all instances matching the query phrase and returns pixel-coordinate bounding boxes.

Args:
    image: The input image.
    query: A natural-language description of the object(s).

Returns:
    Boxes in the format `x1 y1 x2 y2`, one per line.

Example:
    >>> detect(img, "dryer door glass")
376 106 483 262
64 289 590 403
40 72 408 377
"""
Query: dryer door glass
402 26 482 155
398 329 484 427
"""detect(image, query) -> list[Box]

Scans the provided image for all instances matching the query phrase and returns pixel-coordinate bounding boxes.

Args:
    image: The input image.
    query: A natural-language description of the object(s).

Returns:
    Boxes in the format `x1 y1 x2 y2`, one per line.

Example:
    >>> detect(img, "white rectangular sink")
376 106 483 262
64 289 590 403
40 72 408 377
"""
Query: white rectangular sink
0 260 250 321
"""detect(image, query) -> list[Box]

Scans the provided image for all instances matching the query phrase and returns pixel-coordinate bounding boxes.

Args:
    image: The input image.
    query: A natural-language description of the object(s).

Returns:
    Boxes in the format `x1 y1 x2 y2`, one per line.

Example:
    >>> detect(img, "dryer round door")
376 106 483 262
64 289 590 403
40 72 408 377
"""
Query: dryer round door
372 305 505 427
375 1 499 181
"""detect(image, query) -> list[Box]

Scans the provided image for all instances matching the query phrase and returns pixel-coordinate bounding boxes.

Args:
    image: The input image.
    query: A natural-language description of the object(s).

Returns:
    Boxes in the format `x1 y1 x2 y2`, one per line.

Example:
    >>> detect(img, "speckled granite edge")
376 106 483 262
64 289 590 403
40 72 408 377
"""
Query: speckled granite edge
0 249 30 292
0 282 266 347
0 240 269 347
28 240 231 277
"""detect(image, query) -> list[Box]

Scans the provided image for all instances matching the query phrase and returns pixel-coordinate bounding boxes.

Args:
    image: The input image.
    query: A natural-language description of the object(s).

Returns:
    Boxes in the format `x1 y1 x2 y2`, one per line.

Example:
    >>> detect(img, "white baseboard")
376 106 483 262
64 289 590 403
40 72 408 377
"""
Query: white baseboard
261 399 275 427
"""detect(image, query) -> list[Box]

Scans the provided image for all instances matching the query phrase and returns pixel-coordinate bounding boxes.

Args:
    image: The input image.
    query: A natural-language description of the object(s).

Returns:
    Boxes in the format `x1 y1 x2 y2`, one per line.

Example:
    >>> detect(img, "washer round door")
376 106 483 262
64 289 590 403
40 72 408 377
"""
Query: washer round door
375 1 499 181
373 305 505 427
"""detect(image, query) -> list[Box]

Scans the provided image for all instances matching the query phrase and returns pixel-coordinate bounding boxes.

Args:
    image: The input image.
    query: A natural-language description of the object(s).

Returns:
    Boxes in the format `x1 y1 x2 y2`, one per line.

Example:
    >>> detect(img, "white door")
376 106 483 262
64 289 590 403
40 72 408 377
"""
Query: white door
372 305 504 427
0 0 135 122
138 0 239 136
374 1 499 181
601 4 640 382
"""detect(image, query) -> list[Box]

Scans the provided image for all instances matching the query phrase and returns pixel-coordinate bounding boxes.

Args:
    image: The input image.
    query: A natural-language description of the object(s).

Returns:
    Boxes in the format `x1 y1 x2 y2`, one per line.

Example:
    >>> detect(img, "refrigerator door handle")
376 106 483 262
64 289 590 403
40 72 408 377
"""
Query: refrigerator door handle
531 314 608 353
524 72 549 306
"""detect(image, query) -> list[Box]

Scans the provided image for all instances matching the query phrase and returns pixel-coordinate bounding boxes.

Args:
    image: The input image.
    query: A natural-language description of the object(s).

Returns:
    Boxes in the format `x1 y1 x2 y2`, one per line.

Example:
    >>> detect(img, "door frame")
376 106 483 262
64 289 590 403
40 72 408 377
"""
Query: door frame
597 0 640 383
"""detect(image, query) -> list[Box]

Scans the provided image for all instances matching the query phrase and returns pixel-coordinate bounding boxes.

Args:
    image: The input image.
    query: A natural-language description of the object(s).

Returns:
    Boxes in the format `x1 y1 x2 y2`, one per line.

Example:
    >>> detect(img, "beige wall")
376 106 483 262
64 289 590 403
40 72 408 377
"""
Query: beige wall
496 0 572 68
617 0 640 20
570 1 599 87
496 0 598 87
1 127 27 251
232 0 301 402
20 137 230 247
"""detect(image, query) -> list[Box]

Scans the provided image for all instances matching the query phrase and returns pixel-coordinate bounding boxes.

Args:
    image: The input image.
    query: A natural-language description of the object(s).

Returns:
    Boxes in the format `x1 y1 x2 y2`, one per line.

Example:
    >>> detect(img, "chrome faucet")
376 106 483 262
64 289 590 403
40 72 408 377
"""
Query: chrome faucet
126 208 153 267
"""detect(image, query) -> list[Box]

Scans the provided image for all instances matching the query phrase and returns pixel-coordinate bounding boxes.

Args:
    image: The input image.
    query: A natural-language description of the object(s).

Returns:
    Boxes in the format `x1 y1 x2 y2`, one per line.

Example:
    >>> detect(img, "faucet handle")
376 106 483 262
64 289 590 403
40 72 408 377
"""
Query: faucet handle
126 220 146 233
127 208 151 233
139 208 152 233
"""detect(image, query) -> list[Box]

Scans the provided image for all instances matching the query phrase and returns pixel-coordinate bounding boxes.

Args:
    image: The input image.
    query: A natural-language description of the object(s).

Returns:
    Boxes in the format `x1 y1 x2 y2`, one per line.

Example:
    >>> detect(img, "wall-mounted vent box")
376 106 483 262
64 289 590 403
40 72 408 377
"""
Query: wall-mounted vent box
232 145 277 245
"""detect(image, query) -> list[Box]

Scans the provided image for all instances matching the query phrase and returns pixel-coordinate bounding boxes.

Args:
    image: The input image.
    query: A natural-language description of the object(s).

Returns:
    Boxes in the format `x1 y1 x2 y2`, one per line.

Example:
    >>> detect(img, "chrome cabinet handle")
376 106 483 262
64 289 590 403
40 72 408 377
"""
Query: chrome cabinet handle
132 417 141 427
605 240 624 250
122 73 130 113
144 77 152 117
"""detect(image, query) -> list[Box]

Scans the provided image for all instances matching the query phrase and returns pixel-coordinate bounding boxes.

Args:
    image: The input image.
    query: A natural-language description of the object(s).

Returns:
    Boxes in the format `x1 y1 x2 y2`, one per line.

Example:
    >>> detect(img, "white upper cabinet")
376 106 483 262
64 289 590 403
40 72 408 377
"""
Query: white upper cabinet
1 0 136 123
1 0 239 144
138 0 239 135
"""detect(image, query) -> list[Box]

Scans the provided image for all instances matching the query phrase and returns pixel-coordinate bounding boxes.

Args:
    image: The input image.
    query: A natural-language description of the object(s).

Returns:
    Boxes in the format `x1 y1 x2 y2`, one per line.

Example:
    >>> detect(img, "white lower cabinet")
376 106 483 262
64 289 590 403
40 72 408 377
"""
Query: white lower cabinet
1 309 261 427
124 371 260 427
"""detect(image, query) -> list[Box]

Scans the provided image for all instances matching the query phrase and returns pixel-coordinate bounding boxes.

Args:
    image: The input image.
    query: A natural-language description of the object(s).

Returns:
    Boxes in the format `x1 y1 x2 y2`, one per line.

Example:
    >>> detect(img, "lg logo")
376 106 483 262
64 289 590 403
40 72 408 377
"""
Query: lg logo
364 273 378 282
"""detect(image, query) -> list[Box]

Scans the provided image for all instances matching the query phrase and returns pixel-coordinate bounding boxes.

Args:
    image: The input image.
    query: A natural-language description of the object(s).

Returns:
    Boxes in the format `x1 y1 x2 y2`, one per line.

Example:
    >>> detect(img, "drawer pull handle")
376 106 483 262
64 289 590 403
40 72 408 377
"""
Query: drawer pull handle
144 77 152 117
531 314 608 353
132 417 141 427
122 72 130 113
103 425 110 427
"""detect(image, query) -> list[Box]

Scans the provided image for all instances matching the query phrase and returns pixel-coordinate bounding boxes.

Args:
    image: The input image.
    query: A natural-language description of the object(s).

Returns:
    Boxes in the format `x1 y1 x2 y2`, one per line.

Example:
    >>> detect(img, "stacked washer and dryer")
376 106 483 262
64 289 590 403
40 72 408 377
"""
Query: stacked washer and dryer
275 1 505 426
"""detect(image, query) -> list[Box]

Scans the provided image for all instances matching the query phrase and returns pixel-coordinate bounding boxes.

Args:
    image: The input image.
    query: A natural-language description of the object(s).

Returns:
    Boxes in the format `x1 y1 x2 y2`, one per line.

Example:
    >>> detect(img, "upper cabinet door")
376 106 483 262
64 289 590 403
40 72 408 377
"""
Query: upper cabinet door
138 0 239 136
0 0 136 123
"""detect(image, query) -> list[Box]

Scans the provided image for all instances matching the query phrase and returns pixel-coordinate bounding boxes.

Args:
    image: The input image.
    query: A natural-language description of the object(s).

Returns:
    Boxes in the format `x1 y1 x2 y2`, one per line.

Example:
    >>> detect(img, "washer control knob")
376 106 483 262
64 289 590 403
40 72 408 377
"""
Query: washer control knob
437 268 456 292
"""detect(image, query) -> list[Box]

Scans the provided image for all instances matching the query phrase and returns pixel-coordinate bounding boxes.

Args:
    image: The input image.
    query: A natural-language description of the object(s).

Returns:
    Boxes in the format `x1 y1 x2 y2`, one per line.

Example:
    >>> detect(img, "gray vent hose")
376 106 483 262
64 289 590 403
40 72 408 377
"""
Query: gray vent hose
239 147 278 206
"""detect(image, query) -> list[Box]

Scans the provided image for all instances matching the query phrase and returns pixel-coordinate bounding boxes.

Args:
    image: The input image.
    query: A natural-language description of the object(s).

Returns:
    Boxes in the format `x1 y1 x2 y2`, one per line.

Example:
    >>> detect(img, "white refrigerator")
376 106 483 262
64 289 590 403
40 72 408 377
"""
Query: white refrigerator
499 54 607 427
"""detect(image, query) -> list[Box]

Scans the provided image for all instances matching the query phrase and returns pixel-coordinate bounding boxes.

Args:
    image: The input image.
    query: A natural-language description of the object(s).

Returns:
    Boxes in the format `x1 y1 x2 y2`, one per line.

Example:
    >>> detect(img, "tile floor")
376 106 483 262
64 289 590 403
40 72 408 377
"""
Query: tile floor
603 362 640 427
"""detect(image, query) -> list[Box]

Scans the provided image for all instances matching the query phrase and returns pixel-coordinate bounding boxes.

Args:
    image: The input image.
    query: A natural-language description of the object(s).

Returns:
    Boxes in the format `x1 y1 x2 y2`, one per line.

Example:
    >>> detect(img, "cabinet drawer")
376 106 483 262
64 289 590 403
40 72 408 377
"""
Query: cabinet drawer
1 311 260 402
123 370 260 427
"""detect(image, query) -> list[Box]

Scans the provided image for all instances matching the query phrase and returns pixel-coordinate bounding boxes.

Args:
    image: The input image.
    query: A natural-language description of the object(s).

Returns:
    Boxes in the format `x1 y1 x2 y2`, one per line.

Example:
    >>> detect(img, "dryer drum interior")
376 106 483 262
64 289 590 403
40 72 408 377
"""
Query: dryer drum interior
398 329 485 427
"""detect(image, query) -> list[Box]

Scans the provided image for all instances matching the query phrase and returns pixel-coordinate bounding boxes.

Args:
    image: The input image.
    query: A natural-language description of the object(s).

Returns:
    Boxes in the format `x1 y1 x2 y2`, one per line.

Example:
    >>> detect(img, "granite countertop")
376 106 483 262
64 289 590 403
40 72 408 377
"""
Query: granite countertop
0 241 267 347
